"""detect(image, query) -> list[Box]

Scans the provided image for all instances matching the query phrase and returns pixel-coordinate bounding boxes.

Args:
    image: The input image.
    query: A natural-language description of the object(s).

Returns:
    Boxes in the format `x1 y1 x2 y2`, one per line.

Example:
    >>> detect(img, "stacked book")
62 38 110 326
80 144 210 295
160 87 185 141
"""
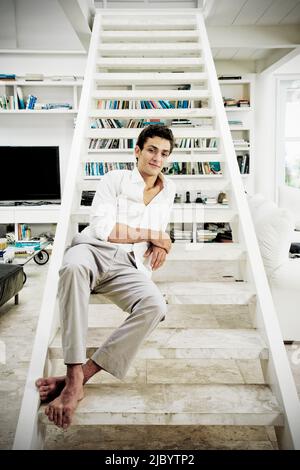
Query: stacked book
38 102 72 110
170 229 193 243
196 229 218 242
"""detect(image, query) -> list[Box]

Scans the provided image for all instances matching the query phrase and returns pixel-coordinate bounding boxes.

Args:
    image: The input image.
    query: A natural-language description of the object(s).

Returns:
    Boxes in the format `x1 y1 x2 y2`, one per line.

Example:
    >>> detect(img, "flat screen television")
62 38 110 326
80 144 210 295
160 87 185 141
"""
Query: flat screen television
0 146 61 203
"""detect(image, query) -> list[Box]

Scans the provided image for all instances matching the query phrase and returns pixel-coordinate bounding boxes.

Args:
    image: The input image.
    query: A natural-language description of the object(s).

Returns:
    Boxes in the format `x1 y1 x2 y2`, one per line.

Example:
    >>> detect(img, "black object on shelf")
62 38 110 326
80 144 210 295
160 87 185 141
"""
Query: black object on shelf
195 192 203 203
290 243 300 254
185 191 191 203
81 191 95 206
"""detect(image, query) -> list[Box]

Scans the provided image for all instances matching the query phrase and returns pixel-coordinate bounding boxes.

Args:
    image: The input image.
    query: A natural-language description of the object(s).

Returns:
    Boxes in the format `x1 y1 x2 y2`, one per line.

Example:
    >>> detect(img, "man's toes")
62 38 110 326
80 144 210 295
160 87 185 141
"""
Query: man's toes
48 406 55 422
57 408 63 428
62 409 72 429
53 409 59 426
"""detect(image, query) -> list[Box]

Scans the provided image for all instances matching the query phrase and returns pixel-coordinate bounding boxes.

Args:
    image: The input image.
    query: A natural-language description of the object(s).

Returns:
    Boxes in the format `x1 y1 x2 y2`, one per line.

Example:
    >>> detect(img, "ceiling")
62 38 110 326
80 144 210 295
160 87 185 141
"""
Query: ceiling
1 0 299 72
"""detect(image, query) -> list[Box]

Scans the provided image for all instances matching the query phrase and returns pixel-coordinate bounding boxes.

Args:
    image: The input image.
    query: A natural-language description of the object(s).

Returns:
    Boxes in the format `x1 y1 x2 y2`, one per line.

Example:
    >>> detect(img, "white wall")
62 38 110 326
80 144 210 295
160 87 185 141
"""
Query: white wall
0 0 84 51
0 53 87 196
254 51 300 202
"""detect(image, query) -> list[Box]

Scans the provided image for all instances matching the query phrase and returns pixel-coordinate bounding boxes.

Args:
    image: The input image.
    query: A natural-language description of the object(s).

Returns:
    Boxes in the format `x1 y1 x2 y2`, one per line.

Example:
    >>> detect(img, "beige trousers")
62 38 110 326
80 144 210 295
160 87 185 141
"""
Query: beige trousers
57 233 167 380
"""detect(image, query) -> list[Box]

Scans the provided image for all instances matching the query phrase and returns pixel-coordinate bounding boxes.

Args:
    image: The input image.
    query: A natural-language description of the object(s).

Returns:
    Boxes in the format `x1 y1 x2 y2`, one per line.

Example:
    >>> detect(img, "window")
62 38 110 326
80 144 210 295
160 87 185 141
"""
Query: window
277 78 300 189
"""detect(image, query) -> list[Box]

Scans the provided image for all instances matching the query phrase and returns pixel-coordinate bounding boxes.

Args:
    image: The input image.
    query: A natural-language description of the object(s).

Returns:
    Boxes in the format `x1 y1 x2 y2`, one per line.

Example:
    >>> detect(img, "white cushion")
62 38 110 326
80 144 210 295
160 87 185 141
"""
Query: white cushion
247 194 277 225
255 207 294 275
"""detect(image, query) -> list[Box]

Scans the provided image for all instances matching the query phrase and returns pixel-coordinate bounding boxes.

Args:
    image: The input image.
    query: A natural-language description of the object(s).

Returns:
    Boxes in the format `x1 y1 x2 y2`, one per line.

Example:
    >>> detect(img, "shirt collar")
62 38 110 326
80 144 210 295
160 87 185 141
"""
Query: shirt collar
131 165 167 190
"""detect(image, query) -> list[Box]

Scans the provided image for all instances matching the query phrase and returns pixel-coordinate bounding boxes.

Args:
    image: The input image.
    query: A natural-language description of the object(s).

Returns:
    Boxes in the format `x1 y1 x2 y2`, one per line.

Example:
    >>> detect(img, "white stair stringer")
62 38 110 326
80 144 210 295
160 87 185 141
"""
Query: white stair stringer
13 9 300 450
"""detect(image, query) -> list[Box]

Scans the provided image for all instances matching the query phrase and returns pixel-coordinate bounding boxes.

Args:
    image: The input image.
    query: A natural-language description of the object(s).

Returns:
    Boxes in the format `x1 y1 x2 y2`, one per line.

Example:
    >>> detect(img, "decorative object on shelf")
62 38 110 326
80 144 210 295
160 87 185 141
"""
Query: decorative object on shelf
217 192 228 204
0 238 7 250
195 192 203 203
174 193 182 203
185 191 191 203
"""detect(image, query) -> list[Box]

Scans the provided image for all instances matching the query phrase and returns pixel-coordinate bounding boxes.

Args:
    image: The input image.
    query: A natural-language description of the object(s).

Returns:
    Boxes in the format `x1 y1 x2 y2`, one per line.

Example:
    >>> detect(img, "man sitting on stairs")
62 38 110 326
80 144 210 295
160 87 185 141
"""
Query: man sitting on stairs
36 125 176 429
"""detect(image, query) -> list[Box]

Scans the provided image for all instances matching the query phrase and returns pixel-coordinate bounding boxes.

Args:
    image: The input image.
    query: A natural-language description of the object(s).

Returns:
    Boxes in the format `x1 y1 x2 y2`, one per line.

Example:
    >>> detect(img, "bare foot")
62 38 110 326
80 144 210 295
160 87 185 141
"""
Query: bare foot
45 369 84 429
35 376 66 403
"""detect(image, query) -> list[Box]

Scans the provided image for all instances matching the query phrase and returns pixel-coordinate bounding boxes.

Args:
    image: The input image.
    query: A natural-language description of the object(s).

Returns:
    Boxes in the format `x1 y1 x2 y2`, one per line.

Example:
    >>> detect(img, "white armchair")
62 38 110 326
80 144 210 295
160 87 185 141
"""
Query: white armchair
248 194 300 341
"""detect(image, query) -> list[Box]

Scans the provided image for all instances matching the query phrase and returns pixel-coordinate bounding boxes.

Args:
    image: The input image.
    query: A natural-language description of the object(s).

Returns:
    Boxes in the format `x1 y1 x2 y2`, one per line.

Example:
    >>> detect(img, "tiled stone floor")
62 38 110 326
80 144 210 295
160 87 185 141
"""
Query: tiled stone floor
0 262 299 449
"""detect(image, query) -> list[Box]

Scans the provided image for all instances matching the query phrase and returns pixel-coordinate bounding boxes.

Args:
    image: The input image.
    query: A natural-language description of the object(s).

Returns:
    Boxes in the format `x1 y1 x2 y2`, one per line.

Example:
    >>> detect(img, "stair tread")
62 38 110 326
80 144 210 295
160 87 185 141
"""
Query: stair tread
94 72 207 84
87 128 217 138
98 43 200 51
86 303 253 330
50 328 267 359
39 384 282 426
101 31 199 41
89 109 214 118
97 57 203 65
156 281 253 295
166 243 245 260
91 89 209 99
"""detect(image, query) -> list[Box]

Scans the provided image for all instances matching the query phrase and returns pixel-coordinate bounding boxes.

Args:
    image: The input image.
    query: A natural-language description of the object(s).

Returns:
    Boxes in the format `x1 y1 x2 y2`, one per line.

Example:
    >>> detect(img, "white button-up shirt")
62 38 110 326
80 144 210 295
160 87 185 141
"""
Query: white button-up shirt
81 166 176 278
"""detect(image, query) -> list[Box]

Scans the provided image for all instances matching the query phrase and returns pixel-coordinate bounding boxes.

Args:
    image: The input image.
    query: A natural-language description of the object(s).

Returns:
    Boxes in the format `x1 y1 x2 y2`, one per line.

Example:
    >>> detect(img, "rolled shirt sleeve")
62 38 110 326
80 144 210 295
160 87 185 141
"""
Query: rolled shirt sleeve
88 171 118 241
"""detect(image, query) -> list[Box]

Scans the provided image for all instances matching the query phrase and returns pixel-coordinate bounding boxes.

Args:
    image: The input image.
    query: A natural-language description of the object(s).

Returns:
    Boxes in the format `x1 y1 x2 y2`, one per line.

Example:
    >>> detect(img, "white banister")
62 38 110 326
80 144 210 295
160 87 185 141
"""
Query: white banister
196 13 300 449
13 12 102 451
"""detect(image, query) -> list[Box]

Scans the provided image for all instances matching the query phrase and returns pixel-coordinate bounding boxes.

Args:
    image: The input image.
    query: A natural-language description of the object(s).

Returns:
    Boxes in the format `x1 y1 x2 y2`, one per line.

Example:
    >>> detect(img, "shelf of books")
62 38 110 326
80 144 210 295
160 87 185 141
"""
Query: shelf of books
218 74 255 193
0 75 83 113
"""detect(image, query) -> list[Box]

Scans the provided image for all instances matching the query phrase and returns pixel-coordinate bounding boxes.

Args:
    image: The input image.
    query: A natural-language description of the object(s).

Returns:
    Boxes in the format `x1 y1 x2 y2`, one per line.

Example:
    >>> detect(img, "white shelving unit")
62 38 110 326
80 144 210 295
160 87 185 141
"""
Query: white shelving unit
0 77 83 113
0 205 60 242
0 76 83 242
218 74 255 194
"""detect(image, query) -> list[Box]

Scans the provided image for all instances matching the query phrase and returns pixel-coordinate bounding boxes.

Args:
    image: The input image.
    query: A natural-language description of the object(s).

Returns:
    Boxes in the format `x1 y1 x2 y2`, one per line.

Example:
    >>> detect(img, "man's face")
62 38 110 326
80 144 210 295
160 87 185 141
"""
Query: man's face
135 136 171 176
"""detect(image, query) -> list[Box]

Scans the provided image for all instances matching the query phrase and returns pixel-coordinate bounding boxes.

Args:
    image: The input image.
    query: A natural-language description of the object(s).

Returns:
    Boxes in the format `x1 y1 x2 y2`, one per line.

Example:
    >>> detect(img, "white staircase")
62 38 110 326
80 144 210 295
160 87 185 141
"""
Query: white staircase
13 9 300 450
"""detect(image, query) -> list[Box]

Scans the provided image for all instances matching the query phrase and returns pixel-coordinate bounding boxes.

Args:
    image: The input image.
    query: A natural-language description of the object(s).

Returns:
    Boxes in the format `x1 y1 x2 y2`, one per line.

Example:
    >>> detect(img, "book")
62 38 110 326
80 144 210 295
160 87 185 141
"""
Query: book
25 74 44 81
0 74 16 80
16 86 25 109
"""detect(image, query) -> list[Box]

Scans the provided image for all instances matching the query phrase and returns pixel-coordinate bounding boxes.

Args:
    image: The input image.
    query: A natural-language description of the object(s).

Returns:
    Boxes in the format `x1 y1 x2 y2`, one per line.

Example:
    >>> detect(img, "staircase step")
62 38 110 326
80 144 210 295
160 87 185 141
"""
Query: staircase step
49 328 267 361
73 204 235 223
89 109 214 119
100 30 199 42
50 355 265 385
167 243 245 260
98 43 201 57
86 128 218 139
147 244 245 282
159 281 254 305
152 261 242 282
101 19 197 31
83 152 225 163
87 303 254 329
39 383 282 426
93 72 207 85
91 89 209 100
96 57 204 70
44 424 278 450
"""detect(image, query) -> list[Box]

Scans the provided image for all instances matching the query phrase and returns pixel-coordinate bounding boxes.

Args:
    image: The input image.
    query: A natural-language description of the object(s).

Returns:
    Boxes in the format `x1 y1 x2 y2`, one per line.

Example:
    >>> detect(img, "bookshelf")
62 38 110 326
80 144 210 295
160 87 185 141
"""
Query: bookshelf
0 77 83 113
218 74 255 193
0 75 83 245
80 71 235 244
0 205 60 244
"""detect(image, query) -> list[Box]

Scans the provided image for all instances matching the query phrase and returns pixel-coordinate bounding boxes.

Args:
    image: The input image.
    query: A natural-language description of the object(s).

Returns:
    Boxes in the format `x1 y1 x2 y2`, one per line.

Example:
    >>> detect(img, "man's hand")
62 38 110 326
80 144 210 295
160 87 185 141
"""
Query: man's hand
144 245 167 271
150 231 172 254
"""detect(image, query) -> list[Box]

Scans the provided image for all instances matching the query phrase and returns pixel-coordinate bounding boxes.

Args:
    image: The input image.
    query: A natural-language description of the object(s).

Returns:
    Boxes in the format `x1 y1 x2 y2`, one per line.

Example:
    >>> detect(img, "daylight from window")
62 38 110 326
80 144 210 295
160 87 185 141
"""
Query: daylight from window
284 84 300 188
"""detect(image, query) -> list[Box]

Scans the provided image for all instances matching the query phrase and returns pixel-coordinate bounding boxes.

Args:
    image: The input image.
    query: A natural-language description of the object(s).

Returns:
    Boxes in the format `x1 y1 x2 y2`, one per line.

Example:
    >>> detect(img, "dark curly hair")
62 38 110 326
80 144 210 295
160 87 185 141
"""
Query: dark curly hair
136 125 175 154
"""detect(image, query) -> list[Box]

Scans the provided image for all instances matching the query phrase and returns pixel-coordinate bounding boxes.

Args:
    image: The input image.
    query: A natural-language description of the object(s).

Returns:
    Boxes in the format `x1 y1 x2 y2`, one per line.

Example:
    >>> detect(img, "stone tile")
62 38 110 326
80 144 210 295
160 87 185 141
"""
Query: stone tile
44 425 277 450
39 383 282 427
152 260 239 282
